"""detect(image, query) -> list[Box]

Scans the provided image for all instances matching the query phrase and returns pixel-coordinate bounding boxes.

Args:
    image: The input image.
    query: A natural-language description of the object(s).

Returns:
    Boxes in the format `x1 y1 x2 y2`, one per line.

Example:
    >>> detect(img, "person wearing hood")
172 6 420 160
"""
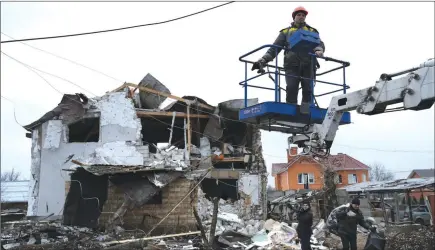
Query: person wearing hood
336 198 375 250
296 201 313 250
252 6 325 114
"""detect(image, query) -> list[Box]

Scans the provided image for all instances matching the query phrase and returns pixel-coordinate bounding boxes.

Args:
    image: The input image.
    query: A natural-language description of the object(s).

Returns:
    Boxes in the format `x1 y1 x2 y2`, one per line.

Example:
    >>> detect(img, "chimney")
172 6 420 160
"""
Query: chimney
287 147 298 162
290 147 298 156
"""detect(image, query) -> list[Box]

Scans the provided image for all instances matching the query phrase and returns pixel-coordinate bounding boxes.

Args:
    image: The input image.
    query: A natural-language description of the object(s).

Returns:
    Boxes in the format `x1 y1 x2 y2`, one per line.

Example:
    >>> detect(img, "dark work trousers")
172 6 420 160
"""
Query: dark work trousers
284 65 315 104
299 232 312 250
340 233 357 250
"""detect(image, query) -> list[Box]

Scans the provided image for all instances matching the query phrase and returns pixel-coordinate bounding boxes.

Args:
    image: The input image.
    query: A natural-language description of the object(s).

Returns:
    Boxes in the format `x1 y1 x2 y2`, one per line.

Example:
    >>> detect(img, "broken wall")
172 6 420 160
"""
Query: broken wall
98 177 197 232
28 91 145 217
238 173 260 206
27 128 42 217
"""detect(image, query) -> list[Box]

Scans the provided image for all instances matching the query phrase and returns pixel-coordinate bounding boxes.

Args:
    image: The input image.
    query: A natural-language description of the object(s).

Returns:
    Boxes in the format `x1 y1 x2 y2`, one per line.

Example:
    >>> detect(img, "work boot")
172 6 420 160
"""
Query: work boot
300 102 310 115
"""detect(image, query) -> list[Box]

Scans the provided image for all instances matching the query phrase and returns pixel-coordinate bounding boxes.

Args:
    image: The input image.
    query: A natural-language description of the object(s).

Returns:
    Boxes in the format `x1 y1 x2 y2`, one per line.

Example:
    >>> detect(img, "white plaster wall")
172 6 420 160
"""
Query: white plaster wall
238 174 260 205
32 91 144 216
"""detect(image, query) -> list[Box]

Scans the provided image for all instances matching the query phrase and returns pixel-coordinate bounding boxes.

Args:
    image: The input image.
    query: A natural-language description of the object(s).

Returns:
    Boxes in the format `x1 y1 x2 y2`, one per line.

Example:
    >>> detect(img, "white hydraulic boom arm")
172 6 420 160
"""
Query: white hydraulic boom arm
289 58 435 156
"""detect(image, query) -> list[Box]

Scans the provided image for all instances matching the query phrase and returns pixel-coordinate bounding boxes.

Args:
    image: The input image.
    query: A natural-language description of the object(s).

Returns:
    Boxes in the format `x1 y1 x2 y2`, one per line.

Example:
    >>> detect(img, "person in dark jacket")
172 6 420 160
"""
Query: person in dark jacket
252 6 325 114
296 201 313 250
336 198 374 250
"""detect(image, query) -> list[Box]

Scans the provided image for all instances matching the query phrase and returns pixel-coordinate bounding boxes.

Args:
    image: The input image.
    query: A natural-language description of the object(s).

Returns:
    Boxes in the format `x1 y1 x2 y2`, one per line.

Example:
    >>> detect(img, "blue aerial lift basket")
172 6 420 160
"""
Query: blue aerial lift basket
238 43 352 134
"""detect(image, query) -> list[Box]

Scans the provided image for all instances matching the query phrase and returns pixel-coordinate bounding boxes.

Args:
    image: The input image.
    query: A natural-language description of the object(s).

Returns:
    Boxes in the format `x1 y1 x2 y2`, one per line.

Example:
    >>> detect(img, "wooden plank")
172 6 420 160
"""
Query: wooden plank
136 111 209 119
214 157 245 162
71 160 88 166
187 105 191 154
101 231 201 247
124 82 214 110
109 83 127 93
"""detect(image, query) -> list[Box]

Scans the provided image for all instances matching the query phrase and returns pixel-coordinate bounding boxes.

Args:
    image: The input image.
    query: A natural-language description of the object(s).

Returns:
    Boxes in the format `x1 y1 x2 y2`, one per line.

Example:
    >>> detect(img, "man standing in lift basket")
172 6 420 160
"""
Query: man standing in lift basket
335 198 376 250
252 6 325 114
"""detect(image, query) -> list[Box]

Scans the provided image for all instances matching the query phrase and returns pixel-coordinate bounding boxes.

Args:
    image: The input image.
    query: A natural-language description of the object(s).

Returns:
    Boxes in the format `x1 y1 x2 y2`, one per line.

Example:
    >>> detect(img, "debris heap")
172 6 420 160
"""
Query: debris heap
386 225 435 250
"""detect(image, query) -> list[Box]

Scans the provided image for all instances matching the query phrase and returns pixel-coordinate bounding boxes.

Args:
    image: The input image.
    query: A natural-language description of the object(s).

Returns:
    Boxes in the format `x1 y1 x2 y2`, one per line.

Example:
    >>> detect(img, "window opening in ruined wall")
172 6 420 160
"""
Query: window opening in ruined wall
140 118 185 153
68 118 100 142
200 178 239 201
145 191 163 205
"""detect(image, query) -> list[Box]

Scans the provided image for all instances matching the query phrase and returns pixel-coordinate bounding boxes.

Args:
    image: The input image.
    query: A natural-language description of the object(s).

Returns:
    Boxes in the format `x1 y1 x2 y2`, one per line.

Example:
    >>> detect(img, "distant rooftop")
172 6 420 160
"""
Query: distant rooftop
408 169 435 178
1 180 29 203
271 152 370 176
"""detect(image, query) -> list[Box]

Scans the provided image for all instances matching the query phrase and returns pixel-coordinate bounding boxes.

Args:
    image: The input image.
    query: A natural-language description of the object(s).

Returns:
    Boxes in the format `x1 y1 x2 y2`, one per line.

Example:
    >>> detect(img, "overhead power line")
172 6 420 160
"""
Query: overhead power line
1 51 97 96
1 2 235 44
1 95 25 128
1 32 124 83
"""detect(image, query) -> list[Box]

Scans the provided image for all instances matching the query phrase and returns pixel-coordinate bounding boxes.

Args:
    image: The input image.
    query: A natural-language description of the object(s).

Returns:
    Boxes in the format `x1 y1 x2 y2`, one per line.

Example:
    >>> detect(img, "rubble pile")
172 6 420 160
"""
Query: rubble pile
1 220 201 250
197 189 264 237
386 225 435 250
1 220 103 250
197 189 336 249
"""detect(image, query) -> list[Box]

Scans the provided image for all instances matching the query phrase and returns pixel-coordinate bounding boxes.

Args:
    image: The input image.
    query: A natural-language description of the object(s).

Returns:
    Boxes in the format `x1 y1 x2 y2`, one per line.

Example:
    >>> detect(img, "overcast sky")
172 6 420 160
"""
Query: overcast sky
1 1 434 187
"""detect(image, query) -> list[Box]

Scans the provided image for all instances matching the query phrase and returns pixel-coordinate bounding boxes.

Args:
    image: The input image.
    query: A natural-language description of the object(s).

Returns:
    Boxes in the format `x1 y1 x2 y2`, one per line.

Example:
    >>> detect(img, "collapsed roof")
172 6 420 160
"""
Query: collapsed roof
24 73 265 175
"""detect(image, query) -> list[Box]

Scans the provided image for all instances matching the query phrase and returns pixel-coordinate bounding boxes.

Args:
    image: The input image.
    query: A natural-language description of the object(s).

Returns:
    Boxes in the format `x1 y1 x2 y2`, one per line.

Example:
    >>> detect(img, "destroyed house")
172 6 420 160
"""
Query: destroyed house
23 74 267 232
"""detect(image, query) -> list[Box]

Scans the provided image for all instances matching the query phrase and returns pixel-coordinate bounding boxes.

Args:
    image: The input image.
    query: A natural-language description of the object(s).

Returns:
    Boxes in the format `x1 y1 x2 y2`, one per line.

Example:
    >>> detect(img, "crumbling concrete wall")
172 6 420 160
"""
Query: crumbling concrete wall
29 91 145 217
98 178 197 232
27 128 42 217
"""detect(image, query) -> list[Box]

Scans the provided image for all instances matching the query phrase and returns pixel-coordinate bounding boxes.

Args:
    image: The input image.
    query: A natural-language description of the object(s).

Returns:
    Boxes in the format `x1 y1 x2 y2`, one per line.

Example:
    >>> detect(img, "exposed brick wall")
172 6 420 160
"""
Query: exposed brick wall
66 178 197 231
99 178 197 231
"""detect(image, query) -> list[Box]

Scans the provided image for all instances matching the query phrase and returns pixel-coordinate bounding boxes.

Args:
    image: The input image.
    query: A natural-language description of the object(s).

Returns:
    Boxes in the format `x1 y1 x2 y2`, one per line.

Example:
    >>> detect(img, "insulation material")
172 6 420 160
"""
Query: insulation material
199 137 212 166
81 141 144 166
93 91 142 141
238 174 260 205
147 148 189 169
42 120 63 150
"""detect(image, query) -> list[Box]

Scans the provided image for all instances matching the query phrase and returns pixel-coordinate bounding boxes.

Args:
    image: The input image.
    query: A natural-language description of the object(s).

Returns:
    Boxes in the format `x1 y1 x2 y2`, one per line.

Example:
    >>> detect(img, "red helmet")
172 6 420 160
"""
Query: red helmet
292 6 308 19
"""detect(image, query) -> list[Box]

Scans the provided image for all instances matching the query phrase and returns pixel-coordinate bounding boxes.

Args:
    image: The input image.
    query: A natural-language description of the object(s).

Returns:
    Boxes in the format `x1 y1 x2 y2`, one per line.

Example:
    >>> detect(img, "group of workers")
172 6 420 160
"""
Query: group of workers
295 197 375 250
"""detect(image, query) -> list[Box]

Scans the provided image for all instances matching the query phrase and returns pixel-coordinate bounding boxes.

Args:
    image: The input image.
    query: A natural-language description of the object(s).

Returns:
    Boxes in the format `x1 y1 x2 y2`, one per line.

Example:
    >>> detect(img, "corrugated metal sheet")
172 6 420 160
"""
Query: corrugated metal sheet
1 180 29 203
339 177 435 193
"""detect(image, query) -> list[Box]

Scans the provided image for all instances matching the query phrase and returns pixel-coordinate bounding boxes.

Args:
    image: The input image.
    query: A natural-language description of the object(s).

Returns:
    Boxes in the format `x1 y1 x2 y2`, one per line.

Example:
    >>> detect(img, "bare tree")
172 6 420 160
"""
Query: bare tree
319 156 341 220
369 163 394 181
1 168 22 202
1 168 21 182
